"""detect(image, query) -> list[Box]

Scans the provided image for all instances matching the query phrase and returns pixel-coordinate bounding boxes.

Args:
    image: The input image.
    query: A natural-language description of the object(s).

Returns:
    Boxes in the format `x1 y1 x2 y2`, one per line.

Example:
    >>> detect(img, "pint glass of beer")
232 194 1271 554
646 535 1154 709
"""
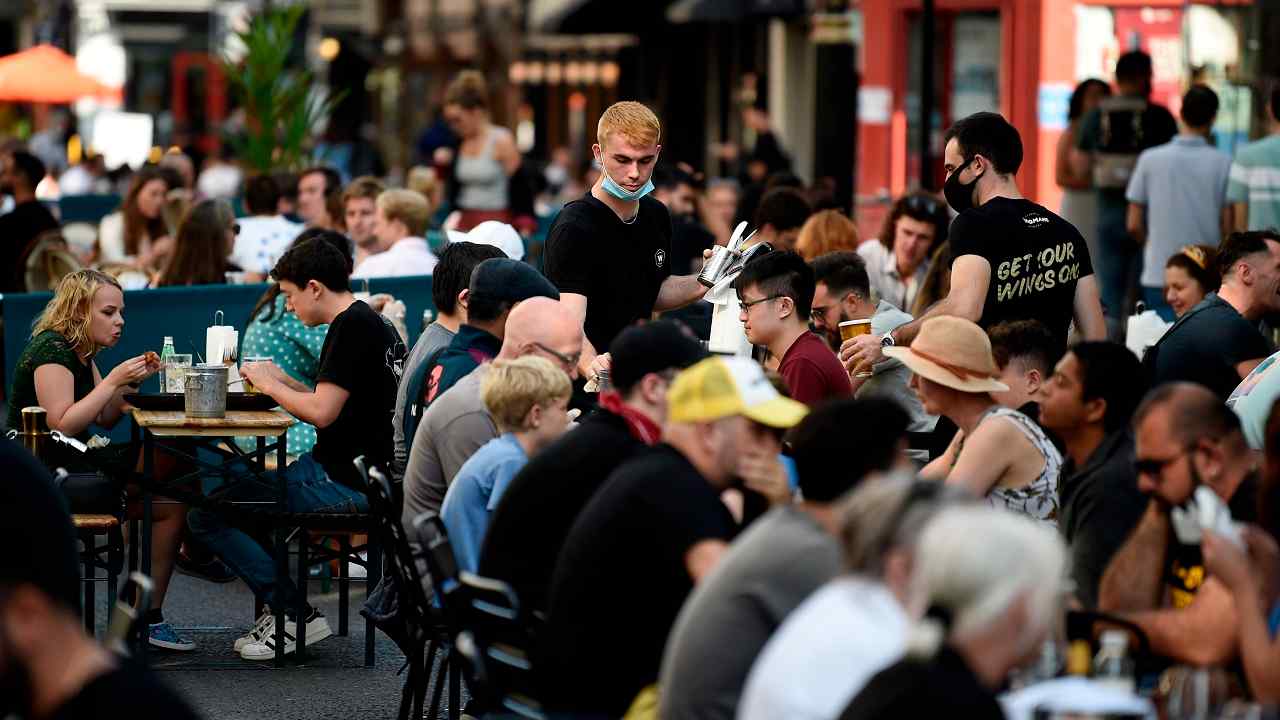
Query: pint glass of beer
838 320 874 378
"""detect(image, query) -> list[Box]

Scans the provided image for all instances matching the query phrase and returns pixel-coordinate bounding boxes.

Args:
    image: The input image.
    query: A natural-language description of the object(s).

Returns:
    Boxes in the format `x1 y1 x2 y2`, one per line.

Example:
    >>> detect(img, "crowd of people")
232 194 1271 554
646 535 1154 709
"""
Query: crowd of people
4 50 1280 720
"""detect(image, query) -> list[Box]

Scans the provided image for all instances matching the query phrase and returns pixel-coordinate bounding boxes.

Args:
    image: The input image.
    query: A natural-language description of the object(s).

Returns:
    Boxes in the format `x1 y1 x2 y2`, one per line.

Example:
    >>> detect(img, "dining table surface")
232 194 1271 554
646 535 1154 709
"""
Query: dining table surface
129 408 293 437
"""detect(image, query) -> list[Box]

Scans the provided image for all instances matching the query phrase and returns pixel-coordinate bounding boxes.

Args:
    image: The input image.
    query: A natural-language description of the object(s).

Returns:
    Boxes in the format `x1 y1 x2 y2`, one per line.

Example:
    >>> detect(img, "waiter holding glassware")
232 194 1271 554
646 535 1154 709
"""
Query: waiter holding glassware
543 101 710 384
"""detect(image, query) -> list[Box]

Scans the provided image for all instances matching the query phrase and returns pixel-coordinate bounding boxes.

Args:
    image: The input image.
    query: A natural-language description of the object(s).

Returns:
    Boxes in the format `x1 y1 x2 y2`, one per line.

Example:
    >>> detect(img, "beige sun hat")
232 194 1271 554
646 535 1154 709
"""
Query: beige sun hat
882 315 1010 394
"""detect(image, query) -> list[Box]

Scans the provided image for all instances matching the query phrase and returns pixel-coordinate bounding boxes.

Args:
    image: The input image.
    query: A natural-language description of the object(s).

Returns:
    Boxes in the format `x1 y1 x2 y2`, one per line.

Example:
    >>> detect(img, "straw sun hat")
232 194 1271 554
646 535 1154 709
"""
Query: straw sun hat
882 315 1010 394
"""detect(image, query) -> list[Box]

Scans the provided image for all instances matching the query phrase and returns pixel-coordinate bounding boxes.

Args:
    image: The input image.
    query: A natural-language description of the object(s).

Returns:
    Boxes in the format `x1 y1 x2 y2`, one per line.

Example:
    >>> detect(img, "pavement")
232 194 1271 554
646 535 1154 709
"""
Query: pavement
88 558 463 719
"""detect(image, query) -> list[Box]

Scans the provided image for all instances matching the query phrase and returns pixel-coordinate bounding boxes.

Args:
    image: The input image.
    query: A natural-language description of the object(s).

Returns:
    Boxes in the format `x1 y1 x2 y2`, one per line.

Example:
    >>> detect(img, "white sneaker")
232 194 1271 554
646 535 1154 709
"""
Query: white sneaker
233 606 274 653
348 551 368 579
239 610 332 660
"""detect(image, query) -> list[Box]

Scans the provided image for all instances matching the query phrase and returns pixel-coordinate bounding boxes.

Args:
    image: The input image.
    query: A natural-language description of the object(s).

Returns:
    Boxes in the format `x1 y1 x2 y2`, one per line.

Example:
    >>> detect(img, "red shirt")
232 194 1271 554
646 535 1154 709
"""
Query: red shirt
778 330 854 407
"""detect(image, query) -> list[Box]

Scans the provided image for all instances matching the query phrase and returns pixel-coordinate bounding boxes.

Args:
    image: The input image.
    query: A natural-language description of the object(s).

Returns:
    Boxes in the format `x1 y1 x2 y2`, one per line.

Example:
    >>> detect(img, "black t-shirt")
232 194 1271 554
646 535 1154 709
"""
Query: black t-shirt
1148 294 1273 399
839 646 1004 720
49 660 202 720
538 444 736 715
669 215 715 276
478 409 645 615
949 197 1095 348
0 200 60 292
313 300 407 489
543 193 674 352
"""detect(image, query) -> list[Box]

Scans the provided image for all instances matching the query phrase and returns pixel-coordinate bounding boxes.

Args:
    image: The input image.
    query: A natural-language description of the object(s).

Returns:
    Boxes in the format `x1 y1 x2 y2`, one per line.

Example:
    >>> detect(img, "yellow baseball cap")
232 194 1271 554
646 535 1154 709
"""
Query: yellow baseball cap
668 356 809 429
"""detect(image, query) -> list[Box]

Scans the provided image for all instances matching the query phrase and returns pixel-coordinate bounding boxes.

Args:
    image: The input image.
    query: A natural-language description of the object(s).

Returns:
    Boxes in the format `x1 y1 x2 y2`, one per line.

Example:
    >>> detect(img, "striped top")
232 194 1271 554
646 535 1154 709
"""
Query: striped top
1227 134 1280 232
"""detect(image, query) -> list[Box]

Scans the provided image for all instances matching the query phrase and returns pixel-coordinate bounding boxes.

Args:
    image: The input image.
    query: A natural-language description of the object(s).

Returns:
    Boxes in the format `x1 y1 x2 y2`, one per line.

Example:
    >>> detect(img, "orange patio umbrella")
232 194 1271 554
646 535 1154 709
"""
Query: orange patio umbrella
0 44 122 104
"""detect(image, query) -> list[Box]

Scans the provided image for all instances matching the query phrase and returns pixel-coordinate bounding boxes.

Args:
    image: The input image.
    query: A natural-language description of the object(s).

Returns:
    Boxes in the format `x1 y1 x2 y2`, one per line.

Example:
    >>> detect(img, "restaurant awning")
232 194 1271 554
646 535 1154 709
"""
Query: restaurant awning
0 45 123 104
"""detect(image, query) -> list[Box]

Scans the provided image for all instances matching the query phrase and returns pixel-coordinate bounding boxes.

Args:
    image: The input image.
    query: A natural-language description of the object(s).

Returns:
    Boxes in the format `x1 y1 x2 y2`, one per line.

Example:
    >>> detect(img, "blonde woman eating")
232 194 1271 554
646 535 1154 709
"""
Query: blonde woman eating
6 269 194 651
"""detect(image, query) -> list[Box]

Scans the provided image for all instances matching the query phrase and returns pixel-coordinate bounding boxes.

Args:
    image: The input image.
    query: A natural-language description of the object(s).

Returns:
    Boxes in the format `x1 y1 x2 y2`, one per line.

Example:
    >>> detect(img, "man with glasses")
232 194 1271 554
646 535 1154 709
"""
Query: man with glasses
734 250 851 406
857 191 949 313
420 258 560 408
479 321 707 615
403 297 583 531
1097 382 1260 665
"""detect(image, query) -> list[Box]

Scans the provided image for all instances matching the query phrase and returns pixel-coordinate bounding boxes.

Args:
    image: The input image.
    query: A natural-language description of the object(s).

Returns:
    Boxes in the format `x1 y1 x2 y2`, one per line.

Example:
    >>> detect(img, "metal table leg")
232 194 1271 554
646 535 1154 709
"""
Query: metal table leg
139 429 155 662
273 435 288 666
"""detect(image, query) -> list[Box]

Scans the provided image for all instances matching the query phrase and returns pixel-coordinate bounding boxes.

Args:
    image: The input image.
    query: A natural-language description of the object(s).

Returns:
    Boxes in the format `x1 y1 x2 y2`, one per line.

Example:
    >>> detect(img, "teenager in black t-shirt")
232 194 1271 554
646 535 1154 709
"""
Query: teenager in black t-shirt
195 232 406 660
842 112 1106 373
543 102 710 384
536 356 807 715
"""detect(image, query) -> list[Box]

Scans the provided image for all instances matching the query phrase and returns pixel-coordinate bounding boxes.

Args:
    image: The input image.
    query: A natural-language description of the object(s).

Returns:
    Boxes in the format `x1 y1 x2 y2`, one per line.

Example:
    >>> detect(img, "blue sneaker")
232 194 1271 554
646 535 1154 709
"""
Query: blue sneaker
149 622 195 651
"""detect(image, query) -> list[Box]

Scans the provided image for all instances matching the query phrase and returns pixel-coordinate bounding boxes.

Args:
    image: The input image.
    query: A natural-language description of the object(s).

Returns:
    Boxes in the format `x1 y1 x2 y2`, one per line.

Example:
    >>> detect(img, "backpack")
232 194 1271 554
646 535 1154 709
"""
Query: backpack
1092 96 1150 190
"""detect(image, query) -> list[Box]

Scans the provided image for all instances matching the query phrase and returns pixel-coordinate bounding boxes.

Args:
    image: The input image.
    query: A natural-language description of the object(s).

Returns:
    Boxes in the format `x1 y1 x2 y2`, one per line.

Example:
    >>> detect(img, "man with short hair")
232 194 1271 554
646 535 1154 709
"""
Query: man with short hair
1040 341 1149 608
197 234 408 659
1146 230 1280 398
0 149 58 292
654 164 715 276
543 101 711 383
1 439 202 719
423 258 560 405
479 320 707 614
1228 85 1280 232
1126 85 1232 321
1076 50 1179 334
231 174 303 276
659 397 912 720
810 251 932 431
987 319 1062 419
539 356 808 716
392 242 506 481
843 112 1106 375
296 166 341 229
343 175 387 268
1098 383 1261 665
734 250 851 406
753 187 812 253
352 189 437 278
402 297 582 527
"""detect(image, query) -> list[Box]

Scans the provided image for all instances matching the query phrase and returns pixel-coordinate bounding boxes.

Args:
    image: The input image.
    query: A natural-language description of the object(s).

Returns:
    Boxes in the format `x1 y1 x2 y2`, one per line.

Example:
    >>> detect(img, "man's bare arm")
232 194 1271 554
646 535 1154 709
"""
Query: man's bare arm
1098 500 1170 612
1232 202 1249 233
654 274 709 313
1072 275 1107 341
1126 579 1239 666
1126 202 1146 244
559 292 602 378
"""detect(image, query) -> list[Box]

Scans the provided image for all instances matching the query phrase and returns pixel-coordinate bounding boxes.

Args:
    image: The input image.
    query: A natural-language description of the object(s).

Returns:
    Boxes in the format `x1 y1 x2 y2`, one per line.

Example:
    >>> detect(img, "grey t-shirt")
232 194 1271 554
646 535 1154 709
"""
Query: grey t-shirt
392 321 456 481
859 300 937 433
657 506 841 720
402 364 497 535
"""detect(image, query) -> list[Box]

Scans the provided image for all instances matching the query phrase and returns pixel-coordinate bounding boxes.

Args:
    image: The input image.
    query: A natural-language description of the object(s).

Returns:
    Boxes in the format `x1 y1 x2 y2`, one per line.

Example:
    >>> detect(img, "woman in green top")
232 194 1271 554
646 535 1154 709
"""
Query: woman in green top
7 269 194 652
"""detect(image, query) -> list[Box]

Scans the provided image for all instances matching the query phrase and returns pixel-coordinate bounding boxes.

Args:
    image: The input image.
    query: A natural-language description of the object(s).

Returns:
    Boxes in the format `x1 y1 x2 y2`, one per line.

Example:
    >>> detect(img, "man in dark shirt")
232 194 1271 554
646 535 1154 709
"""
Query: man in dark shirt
422 258 559 406
843 112 1106 374
538 356 808 715
1098 383 1262 666
1039 342 1148 608
1 439 202 720
734 250 851 406
1075 50 1179 335
196 233 407 660
0 150 59 292
1147 230 1280 399
478 320 707 614
543 101 710 385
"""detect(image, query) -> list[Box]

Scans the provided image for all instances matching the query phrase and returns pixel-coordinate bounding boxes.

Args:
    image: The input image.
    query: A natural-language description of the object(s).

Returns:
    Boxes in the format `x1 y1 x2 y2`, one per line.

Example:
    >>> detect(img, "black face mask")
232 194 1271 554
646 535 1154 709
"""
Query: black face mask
943 156 982 214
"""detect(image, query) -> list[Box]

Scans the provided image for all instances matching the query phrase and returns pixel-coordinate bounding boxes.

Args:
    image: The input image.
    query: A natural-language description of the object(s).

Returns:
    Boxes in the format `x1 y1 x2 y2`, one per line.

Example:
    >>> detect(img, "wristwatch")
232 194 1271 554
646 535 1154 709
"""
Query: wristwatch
880 332 896 348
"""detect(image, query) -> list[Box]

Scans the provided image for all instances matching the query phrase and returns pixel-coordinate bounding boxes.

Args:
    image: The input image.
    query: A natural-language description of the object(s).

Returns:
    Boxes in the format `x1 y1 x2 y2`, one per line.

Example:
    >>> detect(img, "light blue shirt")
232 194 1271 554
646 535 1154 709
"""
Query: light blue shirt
439 433 528 572
1126 135 1231 288
1227 350 1280 450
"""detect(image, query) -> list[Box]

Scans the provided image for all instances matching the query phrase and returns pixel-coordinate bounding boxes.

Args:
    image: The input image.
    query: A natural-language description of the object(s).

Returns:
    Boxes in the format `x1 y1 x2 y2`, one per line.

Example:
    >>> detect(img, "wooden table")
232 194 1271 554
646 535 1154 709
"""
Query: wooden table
130 408 294 665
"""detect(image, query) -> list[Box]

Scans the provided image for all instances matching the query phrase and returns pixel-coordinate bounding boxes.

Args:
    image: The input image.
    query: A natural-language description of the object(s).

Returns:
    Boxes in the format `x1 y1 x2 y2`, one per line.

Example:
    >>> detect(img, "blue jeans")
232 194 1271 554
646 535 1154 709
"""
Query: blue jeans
188 453 368 610
1095 203 1142 337
1141 286 1176 322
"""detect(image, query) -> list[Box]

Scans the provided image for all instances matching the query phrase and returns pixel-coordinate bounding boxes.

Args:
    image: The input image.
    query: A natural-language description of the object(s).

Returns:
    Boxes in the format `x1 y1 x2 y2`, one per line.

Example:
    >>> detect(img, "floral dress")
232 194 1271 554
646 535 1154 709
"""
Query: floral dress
968 406 1063 528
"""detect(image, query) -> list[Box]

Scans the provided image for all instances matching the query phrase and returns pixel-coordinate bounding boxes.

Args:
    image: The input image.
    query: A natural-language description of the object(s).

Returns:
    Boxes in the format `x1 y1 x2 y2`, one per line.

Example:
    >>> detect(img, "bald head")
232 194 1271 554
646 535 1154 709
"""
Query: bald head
1134 382 1242 447
498 297 583 378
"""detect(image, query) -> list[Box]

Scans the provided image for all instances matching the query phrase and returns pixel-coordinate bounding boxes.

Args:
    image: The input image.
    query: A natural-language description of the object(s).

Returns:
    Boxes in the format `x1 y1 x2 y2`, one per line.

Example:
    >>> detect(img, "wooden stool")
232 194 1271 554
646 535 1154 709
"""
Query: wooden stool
73 514 124 637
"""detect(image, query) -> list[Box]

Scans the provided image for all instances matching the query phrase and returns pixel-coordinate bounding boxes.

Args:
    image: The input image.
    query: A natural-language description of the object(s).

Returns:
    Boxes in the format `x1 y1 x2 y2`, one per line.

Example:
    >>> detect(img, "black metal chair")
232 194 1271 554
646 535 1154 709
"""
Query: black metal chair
357 459 455 720
453 572 546 720
413 512 469 720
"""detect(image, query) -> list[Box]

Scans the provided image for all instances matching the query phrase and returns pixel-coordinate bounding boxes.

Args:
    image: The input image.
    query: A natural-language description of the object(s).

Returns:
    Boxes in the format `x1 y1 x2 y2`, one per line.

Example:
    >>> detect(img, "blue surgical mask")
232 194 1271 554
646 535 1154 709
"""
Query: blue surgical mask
596 153 654 202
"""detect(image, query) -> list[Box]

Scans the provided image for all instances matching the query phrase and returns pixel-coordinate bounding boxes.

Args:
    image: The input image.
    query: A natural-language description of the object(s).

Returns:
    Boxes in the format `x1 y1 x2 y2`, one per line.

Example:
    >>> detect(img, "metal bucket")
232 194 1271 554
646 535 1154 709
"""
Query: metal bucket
185 364 229 419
